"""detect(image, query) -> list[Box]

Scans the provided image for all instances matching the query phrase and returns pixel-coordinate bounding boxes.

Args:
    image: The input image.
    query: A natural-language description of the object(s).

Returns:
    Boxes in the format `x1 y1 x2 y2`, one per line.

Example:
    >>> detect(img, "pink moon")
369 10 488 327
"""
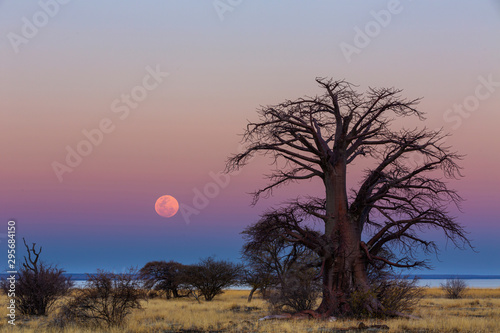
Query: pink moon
155 195 179 218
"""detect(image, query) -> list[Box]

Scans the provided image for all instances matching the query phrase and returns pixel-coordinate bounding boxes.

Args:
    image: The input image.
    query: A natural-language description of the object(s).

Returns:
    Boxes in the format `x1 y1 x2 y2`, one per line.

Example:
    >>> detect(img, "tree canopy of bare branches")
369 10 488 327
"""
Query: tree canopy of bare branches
227 78 470 318
59 269 145 328
242 224 320 306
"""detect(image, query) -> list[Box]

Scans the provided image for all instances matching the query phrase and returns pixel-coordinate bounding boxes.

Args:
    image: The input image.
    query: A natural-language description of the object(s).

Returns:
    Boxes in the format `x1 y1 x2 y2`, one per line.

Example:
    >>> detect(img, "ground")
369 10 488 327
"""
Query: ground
1 288 499 332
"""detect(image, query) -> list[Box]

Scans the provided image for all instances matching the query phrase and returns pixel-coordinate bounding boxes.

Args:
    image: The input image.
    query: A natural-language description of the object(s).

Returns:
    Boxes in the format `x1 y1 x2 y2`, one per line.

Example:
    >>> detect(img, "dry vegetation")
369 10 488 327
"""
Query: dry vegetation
1 288 500 333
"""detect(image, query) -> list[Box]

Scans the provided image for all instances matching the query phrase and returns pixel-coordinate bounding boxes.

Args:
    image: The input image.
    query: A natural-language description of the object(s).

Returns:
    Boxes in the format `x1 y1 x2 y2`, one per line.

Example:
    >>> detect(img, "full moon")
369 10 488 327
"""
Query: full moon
155 195 179 218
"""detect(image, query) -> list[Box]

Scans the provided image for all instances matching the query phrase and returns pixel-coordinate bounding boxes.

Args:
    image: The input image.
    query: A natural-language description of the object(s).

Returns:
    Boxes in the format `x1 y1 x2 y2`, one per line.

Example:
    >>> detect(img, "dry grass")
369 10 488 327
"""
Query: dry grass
423 287 500 299
1 288 499 332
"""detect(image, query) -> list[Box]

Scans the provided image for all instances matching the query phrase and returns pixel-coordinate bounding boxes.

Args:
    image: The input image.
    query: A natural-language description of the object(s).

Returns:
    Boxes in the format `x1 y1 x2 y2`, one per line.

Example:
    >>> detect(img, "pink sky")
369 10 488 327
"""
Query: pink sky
1 1 499 273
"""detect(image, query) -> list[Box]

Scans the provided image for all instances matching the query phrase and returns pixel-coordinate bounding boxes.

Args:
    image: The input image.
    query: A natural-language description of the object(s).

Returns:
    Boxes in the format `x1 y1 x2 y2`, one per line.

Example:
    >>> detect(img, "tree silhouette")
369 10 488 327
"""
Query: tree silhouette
227 78 470 318
184 257 243 301
59 269 144 328
242 224 317 303
139 261 188 299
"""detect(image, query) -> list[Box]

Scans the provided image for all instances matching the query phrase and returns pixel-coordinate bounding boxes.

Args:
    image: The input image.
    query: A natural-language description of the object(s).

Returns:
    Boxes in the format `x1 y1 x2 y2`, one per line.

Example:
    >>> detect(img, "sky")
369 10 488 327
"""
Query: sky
1 1 499 275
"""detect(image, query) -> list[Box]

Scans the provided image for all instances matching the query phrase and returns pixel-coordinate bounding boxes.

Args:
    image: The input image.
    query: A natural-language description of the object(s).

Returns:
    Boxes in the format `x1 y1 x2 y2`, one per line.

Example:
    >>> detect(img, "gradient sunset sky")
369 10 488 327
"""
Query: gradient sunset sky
1 1 499 275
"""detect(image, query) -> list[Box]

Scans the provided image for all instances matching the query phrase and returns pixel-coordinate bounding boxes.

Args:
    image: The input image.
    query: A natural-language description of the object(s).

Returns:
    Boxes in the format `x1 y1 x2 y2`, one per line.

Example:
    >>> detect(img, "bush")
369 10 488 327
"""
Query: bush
349 274 424 318
441 278 467 299
184 257 242 301
57 269 145 328
0 239 72 316
146 289 164 299
266 261 321 313
374 276 424 314
268 273 321 313
349 289 379 317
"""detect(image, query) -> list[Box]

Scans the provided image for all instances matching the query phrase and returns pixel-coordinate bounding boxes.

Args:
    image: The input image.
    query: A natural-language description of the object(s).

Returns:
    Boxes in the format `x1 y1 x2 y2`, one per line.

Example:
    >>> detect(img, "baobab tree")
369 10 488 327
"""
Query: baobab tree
226 78 470 318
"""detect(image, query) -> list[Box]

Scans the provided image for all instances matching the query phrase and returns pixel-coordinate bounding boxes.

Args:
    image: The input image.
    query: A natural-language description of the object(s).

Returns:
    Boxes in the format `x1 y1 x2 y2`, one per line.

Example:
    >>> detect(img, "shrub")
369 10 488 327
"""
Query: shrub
374 276 424 314
349 274 424 318
349 289 379 317
267 263 321 313
0 238 72 316
268 275 321 313
441 278 468 299
184 257 243 301
57 269 145 328
146 289 164 299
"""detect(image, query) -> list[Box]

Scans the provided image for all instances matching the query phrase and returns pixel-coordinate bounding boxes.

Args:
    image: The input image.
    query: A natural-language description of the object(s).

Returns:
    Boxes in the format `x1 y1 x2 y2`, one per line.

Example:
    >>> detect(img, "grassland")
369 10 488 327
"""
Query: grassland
1 288 500 332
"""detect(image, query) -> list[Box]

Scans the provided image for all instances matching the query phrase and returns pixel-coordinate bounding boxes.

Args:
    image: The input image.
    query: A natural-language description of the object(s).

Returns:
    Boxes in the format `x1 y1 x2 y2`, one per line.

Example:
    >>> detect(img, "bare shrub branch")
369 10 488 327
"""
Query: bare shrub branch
441 278 468 299
56 269 145 328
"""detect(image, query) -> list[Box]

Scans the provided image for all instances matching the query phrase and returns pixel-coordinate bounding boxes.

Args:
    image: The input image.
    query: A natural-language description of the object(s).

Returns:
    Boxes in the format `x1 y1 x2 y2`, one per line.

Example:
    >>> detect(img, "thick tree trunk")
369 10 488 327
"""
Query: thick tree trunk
315 224 382 317
315 162 383 317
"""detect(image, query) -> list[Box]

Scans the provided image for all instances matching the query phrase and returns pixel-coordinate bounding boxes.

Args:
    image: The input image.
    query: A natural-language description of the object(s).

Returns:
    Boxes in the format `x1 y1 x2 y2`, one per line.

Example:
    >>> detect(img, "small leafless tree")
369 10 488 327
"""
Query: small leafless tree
242 223 321 311
227 78 471 317
184 257 243 301
58 269 145 328
267 260 322 313
242 224 303 303
0 238 72 316
241 267 276 302
441 278 468 299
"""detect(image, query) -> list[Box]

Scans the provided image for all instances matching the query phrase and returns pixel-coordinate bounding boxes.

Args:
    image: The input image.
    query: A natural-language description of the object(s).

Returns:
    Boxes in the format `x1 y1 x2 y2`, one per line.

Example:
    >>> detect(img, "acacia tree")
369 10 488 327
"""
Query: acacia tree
227 78 470 318
139 261 188 299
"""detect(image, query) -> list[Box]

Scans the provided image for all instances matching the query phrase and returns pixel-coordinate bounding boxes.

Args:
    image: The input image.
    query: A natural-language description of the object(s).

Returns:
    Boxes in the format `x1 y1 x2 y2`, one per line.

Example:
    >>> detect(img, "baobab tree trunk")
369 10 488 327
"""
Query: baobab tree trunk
315 221 382 317
315 162 383 317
